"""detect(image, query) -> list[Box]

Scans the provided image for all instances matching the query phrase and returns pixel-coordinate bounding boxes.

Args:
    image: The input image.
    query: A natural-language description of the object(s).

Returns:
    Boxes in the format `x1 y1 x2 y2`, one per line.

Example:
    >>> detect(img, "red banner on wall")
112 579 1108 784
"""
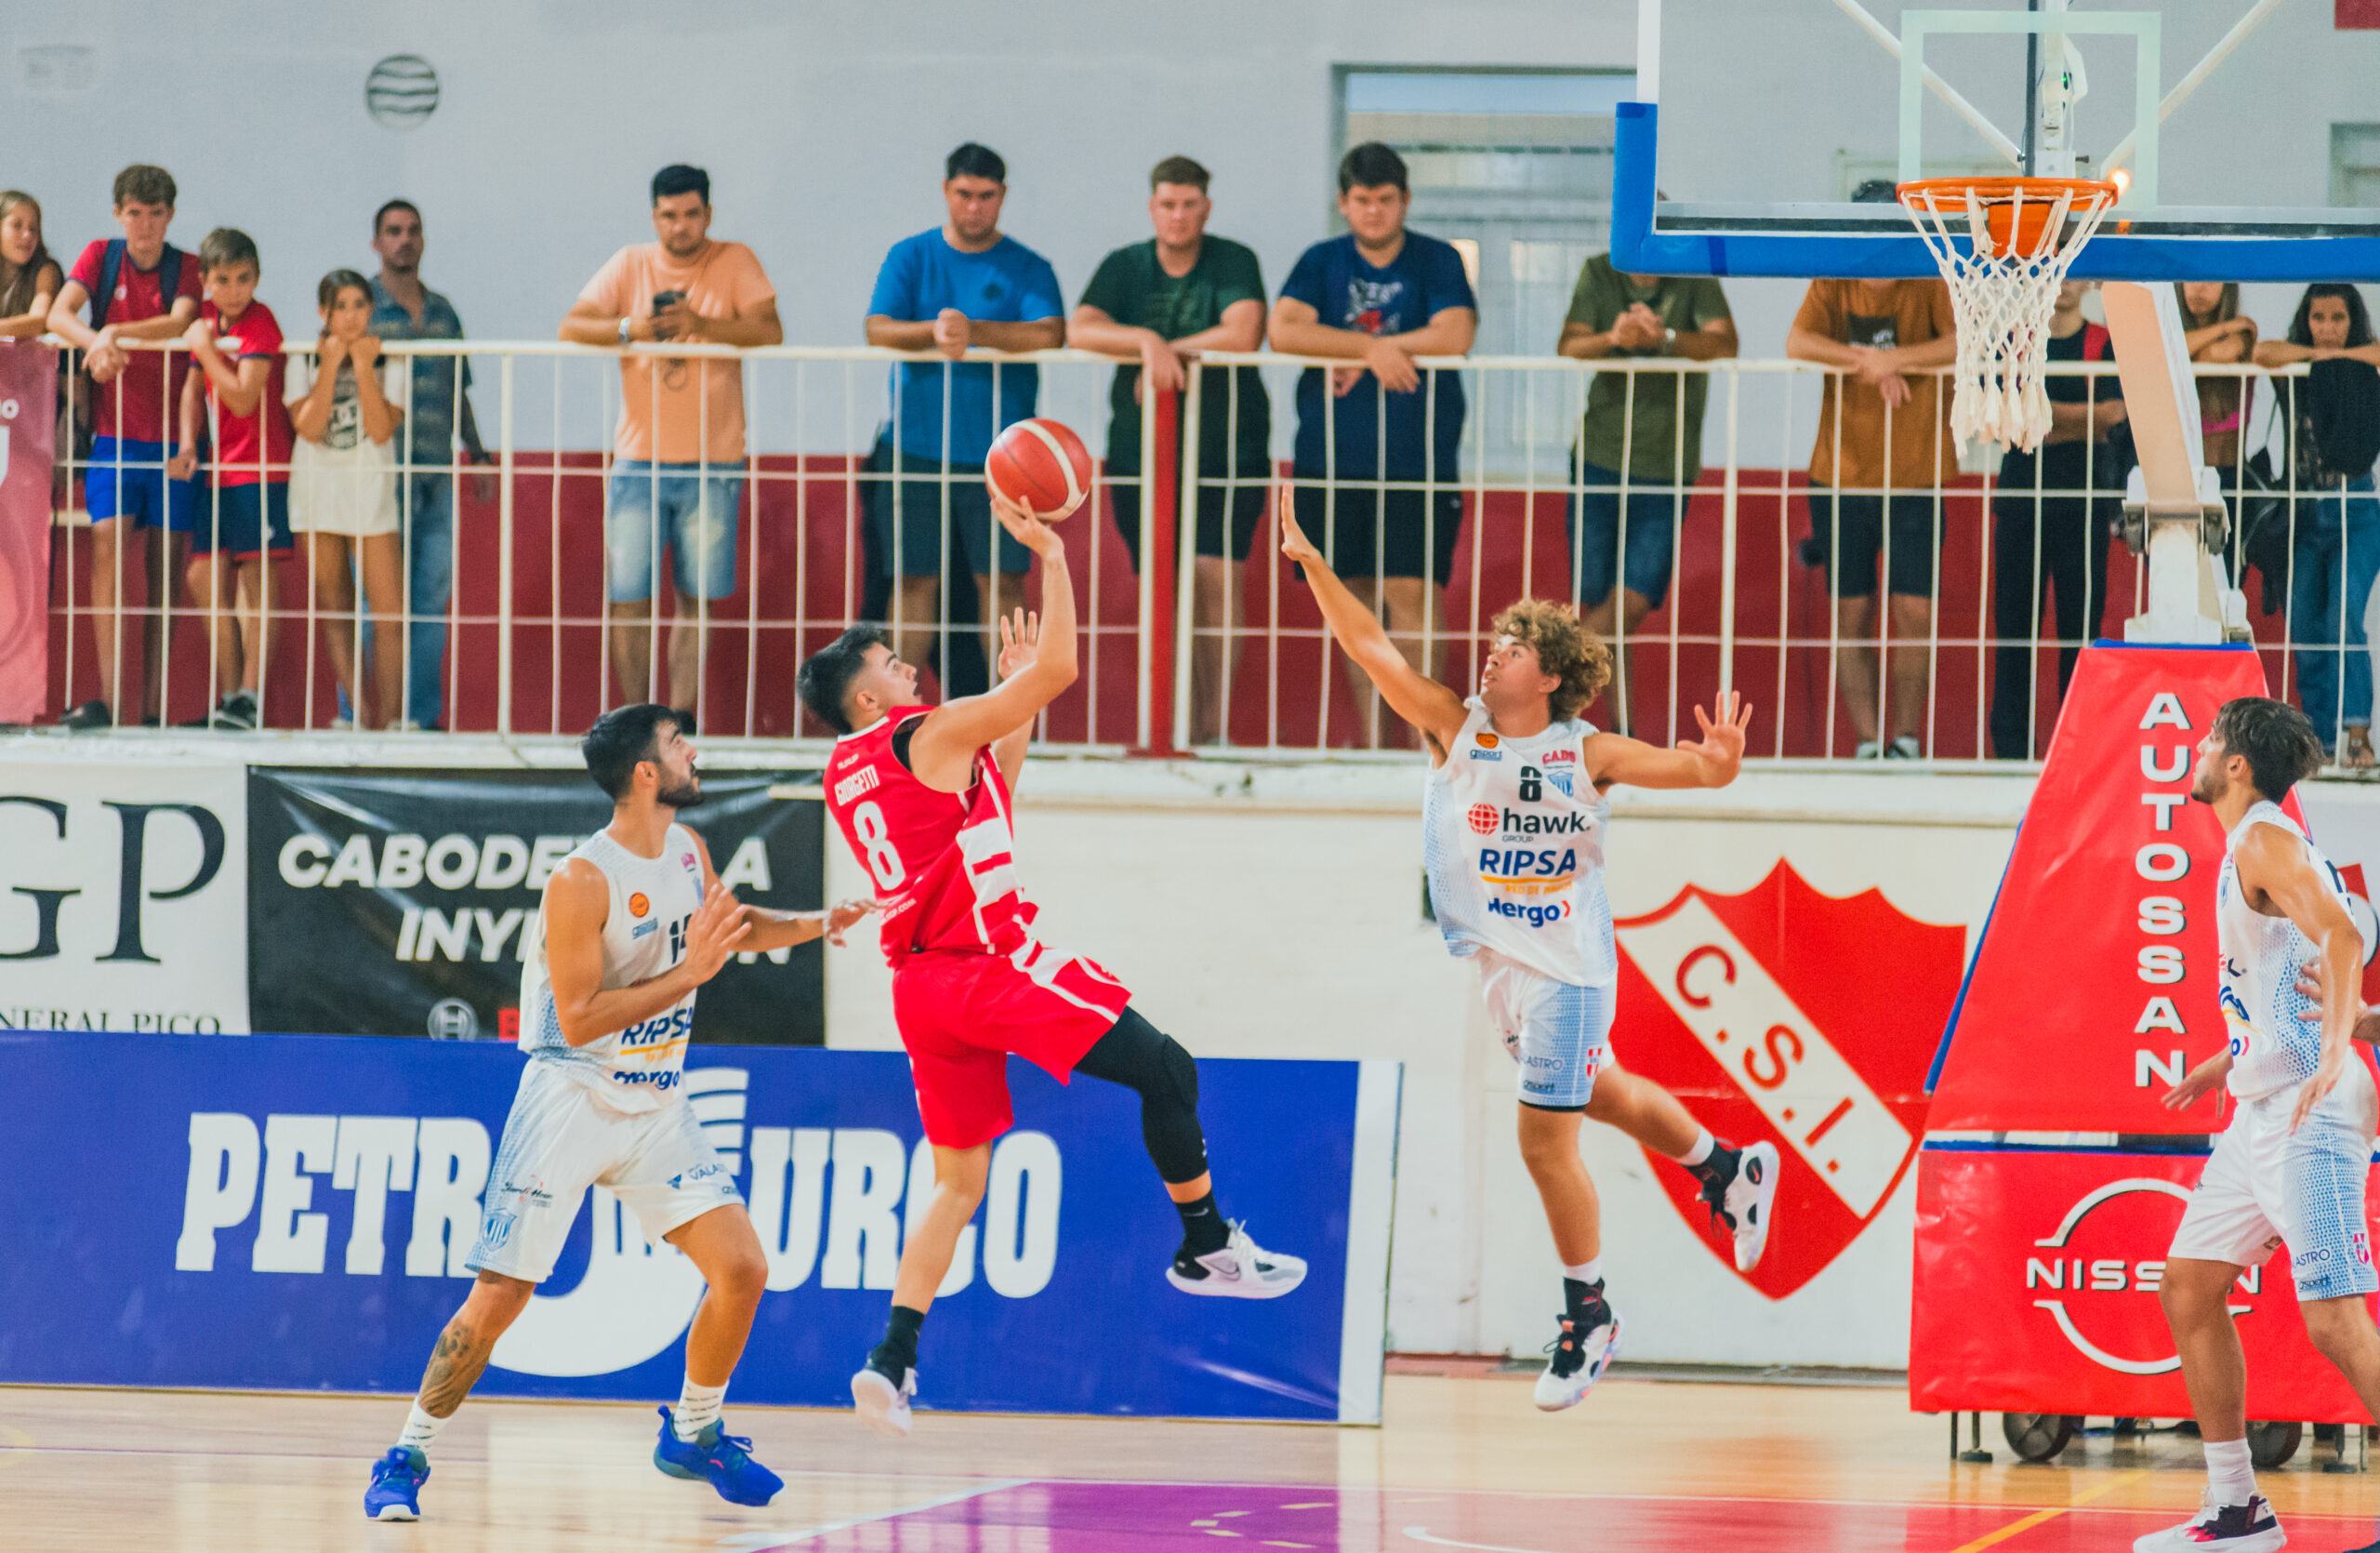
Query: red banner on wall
1911 1147 2377 1420
1929 644 2281 1134
0 342 54 723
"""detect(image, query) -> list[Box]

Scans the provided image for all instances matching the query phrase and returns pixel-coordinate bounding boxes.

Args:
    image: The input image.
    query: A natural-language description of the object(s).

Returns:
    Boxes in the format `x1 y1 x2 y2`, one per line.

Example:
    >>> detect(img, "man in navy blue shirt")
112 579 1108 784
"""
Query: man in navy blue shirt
1270 142 1476 748
864 143 1064 689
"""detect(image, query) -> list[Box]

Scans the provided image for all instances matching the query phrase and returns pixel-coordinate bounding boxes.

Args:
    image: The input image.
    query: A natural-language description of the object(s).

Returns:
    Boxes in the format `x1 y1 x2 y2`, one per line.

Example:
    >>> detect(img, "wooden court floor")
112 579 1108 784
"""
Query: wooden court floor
10 1371 2380 1552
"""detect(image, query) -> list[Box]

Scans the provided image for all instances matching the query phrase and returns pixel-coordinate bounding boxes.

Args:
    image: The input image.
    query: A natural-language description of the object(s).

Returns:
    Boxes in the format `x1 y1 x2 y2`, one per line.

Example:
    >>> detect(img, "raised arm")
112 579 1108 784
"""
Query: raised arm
1581 692 1752 792
902 497 1078 790
1279 498 1465 757
541 862 747 1046
2233 825 2366 1132
680 831 873 953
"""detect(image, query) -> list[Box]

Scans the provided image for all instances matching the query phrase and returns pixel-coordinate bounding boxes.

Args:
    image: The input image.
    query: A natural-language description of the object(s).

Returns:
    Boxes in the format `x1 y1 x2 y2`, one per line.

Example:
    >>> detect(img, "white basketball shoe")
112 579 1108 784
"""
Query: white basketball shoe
1167 1221 1308 1298
851 1362 917 1438
1700 1140 1780 1272
1533 1295 1623 1412
2131 1491 2284 1552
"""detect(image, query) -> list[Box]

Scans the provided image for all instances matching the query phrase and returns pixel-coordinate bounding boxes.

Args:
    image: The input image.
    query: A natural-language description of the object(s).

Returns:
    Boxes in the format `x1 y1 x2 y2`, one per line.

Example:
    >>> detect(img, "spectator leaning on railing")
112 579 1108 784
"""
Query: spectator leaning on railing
370 198 493 731
2177 282 2256 481
1987 280 2125 762
1069 154 1269 748
1554 248 1735 737
561 164 782 713
864 141 1065 697
176 227 295 733
1785 263 1957 760
0 192 61 338
1268 141 1477 750
2257 284 2380 768
46 164 202 732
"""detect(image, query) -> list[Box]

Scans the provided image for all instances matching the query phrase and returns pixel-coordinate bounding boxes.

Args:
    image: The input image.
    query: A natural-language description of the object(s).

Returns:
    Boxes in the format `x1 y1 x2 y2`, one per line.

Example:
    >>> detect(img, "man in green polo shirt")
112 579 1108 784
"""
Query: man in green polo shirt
1071 155 1270 746
1556 255 1735 735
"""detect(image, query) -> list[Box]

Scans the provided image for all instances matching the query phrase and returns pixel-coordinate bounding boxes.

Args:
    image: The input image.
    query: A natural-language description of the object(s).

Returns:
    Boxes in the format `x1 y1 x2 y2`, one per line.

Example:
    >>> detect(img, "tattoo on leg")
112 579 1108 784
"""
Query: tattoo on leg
416 1320 495 1418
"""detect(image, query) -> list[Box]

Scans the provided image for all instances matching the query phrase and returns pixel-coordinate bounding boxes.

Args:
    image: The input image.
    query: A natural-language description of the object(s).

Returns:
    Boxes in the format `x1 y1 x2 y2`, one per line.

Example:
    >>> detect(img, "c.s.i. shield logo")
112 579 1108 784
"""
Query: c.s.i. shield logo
1611 861 1959 1300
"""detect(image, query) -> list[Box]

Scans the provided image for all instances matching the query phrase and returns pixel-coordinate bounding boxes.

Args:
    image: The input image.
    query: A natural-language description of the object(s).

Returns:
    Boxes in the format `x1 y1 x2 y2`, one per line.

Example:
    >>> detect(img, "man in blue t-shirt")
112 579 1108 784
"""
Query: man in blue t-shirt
1270 141 1477 747
863 142 1064 687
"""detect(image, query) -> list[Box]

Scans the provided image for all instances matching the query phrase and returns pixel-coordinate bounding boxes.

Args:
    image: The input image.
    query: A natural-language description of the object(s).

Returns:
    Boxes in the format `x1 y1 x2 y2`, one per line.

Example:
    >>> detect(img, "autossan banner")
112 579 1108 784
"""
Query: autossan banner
246 768 824 1042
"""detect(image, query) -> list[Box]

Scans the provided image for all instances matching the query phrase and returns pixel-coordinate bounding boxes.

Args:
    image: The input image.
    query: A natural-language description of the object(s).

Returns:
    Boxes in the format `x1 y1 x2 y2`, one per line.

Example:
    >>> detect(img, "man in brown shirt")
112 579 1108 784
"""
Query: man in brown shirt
1786 276 1957 757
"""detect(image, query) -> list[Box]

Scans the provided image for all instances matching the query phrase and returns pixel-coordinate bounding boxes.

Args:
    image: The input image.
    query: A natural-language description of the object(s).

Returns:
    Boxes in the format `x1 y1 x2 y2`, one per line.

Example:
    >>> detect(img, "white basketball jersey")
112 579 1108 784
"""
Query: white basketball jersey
518 824 708 1113
2216 802 2353 1102
1422 697 1614 987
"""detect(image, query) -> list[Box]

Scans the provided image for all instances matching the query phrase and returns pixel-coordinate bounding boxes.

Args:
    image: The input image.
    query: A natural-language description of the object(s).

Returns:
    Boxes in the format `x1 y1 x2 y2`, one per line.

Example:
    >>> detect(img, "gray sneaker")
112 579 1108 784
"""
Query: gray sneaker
210 690 258 731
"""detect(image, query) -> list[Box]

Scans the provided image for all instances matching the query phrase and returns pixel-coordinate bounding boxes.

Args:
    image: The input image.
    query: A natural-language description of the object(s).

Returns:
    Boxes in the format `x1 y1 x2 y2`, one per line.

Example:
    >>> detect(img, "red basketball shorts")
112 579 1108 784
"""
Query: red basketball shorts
890 941 1132 1148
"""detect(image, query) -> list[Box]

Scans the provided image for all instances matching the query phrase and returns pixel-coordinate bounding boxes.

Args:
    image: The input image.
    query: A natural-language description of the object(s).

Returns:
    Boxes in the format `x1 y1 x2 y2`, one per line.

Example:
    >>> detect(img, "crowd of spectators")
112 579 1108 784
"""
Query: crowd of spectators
5 149 2380 763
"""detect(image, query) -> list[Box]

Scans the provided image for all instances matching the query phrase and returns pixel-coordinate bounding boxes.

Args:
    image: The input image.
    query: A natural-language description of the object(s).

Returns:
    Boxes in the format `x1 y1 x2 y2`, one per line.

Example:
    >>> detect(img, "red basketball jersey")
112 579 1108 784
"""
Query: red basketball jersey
825 708 1038 962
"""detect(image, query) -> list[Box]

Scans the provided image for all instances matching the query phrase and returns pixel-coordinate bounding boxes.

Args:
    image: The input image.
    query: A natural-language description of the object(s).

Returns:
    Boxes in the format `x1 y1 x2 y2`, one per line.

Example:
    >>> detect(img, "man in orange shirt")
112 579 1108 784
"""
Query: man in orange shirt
1785 273 1957 759
562 166 783 712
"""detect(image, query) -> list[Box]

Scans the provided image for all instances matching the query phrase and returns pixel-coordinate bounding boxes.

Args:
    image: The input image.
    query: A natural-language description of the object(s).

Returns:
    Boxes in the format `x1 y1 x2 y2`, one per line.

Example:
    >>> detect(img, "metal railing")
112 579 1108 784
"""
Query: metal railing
20 339 2363 764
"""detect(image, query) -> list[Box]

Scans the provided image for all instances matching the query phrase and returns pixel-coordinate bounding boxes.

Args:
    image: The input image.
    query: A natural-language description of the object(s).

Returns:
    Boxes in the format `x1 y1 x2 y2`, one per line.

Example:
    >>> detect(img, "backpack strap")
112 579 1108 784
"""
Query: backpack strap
90 238 126 330
2082 322 2112 361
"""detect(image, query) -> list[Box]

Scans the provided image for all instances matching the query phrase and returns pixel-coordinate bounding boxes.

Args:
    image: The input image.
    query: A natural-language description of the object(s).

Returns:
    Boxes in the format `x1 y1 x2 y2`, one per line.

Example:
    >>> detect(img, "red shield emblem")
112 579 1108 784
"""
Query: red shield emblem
1612 861 1958 1299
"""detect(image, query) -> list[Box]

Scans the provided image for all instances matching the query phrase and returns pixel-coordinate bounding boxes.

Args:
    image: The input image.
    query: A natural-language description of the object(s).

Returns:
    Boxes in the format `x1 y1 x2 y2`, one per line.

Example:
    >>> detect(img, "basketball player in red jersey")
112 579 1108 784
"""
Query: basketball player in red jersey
798 494 1306 1439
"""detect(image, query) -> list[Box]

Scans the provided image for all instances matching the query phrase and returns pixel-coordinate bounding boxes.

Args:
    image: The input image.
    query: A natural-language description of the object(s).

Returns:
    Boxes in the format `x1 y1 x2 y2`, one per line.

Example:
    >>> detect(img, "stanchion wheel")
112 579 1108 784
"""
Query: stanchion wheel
2246 1419 2303 1470
2003 1413 2079 1462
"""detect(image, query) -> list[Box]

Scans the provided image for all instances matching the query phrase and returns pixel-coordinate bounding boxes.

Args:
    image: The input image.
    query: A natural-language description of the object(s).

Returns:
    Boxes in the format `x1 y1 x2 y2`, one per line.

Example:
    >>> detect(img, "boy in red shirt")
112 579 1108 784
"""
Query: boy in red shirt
176 228 294 730
44 165 203 729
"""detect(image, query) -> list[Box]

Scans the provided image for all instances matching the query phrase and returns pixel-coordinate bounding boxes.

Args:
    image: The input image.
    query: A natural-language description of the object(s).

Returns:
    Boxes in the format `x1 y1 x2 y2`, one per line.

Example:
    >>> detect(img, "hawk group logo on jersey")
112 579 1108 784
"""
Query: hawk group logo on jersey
1611 861 1955 1299
1465 803 1500 836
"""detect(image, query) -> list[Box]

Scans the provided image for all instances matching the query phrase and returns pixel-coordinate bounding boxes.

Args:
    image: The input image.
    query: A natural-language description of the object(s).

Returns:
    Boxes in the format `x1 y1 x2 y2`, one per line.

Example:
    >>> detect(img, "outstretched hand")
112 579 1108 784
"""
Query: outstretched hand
997 606 1041 681
1278 496 1324 569
680 880 751 985
2162 1051 2231 1111
990 489 1065 560
823 896 877 948
1676 691 1752 785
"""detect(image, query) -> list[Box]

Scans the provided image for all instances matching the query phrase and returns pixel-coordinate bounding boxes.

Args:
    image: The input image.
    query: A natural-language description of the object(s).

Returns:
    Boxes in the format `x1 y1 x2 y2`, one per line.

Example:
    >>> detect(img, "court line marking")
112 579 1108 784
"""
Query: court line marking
1403 1527 1553 1553
715 1476 1032 1550
1943 1468 2149 1553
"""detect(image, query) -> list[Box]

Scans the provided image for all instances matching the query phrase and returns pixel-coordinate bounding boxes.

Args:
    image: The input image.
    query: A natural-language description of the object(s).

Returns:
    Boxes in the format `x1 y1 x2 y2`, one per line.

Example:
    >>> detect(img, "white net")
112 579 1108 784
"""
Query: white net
1900 181 2117 453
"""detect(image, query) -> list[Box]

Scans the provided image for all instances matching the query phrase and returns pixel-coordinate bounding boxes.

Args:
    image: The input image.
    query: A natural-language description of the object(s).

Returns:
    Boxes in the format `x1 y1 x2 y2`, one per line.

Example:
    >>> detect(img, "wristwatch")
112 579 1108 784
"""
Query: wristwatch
617 317 632 346
1663 326 1678 352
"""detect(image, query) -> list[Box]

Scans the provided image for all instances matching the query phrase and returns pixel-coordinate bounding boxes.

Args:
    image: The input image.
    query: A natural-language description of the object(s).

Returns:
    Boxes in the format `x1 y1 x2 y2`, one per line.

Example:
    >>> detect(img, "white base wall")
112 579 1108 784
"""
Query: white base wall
826 758 2035 1365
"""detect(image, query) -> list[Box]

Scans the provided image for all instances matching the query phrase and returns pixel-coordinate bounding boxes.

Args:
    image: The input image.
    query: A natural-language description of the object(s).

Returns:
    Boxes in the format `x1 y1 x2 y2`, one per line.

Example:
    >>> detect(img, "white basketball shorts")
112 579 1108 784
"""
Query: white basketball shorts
1475 949 1613 1110
467 1057 742 1284
2170 1056 2379 1303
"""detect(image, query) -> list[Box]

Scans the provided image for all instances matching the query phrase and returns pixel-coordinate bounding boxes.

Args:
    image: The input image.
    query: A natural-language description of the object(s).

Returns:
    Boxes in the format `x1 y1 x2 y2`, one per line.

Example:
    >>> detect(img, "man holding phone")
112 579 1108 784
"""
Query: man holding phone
562 165 783 713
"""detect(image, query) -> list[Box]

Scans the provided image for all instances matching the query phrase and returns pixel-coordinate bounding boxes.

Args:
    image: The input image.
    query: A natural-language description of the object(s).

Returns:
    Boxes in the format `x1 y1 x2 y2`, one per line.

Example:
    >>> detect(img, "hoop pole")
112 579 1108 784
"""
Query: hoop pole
1836 0 2022 168
2103 0 2281 178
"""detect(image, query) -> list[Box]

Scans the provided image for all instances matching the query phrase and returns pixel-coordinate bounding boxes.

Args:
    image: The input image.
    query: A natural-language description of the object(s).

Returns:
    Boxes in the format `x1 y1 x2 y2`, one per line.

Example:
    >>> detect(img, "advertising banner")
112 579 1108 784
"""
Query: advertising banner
246 768 825 1042
1911 1144 2378 1420
0 1031 1399 1422
1930 644 2278 1134
0 342 53 724
0 761 247 1032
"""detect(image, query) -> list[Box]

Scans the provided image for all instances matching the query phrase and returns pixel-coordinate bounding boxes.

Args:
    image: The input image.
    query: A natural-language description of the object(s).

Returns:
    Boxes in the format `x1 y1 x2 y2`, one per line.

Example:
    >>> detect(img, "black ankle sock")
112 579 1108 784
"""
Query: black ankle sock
1174 1190 1229 1256
869 1304 925 1375
1687 1141 1739 1188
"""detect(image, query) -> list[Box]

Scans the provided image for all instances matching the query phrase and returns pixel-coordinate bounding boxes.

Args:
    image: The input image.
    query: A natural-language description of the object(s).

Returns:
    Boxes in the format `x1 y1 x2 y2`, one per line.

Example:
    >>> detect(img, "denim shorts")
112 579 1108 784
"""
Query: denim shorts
605 461 742 602
1567 458 1682 607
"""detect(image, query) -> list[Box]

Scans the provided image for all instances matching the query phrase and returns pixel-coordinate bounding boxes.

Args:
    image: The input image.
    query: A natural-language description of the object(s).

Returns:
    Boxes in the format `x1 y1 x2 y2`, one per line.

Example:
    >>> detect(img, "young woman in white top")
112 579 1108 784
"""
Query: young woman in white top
287 270 404 728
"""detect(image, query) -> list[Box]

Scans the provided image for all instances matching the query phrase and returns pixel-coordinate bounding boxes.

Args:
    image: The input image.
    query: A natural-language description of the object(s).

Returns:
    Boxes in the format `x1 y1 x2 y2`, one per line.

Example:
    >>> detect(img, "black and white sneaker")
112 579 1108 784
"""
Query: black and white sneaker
1699 1140 1780 1271
850 1360 916 1439
209 690 258 731
2131 1491 2283 1551
1533 1297 1622 1412
61 698 112 731
1167 1221 1307 1298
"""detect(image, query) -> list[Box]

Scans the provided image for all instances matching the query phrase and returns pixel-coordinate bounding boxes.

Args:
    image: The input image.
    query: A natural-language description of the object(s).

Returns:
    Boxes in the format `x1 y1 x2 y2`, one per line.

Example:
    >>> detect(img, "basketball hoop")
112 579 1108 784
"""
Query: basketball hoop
1897 177 2121 452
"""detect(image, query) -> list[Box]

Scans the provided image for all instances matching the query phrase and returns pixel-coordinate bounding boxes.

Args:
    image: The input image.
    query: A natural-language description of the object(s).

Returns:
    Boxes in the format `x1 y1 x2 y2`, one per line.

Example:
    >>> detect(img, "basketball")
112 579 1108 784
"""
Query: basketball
985 418 1093 521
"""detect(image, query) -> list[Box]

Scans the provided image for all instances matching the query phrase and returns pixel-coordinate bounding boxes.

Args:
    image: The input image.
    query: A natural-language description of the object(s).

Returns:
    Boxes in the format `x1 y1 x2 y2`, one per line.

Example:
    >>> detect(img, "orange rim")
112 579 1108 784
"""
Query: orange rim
1896 177 2119 208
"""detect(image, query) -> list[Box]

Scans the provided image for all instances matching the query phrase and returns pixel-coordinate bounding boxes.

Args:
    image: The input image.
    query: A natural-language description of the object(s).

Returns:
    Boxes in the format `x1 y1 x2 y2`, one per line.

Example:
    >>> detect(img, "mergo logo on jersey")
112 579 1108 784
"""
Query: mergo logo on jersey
1488 896 1574 928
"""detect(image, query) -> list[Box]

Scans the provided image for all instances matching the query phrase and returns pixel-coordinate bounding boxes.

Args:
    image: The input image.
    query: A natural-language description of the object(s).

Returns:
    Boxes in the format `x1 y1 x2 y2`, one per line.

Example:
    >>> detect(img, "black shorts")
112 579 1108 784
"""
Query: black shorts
863 439 1029 579
1804 486 1939 600
1111 479 1268 569
1291 481 1464 586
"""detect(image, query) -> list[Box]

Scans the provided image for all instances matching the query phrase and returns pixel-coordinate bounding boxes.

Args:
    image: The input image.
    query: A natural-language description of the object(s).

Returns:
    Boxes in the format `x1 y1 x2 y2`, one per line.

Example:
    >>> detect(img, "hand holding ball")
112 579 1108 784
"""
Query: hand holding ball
986 418 1094 521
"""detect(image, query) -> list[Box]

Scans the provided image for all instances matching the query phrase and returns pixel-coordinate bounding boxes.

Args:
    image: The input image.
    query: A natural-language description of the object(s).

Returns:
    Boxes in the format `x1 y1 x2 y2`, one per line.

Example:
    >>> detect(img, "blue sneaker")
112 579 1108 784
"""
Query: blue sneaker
364 1445 429 1520
653 1405 782 1507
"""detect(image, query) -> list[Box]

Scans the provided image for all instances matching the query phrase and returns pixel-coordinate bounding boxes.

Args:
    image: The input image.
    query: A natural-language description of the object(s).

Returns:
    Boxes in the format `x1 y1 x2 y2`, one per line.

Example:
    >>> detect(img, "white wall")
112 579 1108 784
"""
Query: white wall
825 760 2034 1364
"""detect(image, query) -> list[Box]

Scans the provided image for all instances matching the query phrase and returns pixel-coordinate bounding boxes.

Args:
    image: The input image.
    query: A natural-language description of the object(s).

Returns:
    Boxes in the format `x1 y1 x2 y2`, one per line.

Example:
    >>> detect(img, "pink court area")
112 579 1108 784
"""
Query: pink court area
13 1373 2380 1552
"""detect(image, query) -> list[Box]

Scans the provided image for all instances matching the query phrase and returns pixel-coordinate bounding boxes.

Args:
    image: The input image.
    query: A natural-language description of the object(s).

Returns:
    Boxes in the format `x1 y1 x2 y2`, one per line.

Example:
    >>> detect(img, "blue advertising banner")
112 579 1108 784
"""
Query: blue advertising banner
0 1032 1397 1422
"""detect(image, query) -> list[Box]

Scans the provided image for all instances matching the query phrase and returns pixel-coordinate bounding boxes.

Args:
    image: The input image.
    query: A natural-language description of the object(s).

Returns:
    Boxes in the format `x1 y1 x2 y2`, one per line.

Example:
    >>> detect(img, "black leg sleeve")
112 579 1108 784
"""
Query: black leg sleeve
1073 1007 1211 1185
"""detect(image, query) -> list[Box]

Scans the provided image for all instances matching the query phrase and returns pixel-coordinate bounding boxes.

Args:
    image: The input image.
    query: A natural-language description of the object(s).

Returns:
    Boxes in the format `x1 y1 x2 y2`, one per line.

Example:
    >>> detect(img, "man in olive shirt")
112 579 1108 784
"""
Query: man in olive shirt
1555 256 1735 735
1071 155 1269 746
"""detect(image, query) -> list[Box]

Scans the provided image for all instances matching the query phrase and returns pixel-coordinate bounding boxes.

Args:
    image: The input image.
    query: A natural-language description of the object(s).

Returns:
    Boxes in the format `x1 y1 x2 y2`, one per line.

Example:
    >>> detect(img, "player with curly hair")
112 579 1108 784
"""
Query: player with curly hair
1281 503 1775 1414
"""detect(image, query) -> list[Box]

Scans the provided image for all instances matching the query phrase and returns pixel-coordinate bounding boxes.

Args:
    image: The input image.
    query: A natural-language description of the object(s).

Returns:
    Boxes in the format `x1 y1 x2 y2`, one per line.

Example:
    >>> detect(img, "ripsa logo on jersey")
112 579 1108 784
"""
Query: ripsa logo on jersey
1479 846 1578 881
617 1006 694 1054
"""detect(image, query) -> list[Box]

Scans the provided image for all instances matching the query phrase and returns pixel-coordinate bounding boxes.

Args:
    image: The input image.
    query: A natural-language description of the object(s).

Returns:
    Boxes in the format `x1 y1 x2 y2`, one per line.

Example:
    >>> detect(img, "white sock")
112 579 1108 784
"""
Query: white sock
2203 1436 2256 1504
674 1378 727 1441
1563 1259 1604 1287
1679 1130 1715 1168
395 1402 446 1458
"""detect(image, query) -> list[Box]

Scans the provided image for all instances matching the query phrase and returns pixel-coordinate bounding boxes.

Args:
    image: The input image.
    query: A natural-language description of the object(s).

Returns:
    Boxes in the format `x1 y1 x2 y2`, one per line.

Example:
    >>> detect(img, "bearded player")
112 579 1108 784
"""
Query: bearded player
1280 508 1777 1413
363 705 873 1520
797 494 1305 1440
2135 698 2380 1553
